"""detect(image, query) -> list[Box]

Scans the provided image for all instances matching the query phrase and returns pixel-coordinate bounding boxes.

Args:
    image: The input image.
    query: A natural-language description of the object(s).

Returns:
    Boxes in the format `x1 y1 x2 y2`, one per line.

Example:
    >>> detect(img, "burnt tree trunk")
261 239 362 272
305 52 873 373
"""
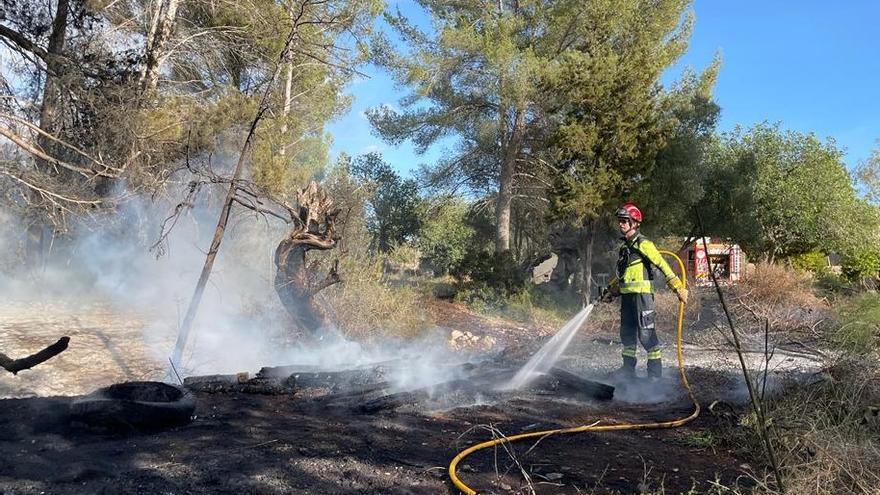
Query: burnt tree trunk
170 19 306 367
274 182 341 334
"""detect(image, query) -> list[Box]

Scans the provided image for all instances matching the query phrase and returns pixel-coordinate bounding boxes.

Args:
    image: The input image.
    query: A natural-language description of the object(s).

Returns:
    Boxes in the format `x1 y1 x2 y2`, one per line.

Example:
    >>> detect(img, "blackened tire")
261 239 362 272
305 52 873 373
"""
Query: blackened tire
69 381 195 429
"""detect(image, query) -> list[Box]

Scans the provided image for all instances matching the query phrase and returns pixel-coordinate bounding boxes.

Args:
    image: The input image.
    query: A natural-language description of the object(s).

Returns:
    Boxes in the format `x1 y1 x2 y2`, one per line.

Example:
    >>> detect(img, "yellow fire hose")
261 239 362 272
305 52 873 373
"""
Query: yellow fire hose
448 251 699 495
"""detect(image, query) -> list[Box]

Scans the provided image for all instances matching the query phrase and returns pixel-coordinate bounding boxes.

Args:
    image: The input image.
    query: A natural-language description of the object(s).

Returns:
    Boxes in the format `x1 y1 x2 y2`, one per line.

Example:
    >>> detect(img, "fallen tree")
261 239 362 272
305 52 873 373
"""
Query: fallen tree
0 337 70 375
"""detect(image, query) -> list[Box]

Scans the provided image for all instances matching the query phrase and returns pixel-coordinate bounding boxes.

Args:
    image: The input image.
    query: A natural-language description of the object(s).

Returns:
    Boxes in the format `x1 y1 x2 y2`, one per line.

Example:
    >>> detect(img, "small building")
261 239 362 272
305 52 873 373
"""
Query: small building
679 238 745 286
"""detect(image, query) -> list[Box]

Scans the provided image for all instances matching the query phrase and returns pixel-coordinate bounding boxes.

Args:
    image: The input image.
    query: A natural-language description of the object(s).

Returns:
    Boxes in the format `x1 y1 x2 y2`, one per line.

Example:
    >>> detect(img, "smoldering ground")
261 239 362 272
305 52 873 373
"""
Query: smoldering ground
0 186 481 399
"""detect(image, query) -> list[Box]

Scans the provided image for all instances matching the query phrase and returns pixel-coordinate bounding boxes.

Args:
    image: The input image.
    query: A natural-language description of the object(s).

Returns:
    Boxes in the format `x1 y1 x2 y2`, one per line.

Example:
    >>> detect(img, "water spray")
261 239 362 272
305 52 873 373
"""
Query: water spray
502 304 594 390
449 251 699 495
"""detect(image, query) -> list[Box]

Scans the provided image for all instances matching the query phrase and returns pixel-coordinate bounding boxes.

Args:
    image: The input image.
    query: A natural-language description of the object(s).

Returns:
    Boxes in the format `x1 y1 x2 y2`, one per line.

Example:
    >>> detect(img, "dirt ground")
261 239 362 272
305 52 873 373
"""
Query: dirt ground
0 293 825 494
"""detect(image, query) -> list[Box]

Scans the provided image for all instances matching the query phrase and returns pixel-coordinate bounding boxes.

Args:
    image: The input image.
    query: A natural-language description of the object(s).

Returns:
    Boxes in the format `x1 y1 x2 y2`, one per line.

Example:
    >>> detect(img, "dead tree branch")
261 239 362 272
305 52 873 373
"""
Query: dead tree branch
0 337 70 375
170 4 313 367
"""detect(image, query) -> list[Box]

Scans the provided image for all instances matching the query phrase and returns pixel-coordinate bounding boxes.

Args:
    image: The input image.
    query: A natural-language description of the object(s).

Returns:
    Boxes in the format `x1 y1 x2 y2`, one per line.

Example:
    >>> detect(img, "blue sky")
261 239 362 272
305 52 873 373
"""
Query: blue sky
326 0 880 176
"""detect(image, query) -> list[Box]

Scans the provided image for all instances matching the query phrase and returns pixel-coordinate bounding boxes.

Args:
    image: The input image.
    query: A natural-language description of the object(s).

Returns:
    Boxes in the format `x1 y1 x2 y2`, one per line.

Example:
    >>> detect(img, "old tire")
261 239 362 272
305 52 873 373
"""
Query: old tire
69 381 195 430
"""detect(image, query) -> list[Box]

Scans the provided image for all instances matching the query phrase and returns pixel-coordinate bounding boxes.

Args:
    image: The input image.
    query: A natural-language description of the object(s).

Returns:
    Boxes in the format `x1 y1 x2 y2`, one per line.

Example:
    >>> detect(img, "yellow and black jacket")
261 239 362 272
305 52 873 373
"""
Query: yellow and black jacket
615 234 682 294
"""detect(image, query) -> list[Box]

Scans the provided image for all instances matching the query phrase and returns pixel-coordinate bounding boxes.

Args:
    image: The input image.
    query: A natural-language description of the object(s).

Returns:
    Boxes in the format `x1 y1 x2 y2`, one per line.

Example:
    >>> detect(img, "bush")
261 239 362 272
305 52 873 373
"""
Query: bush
816 271 849 295
322 254 429 339
502 284 584 326
789 251 829 274
713 358 880 495
382 243 421 274
451 250 527 305
417 201 474 275
841 247 880 286
766 358 880 495
730 262 828 334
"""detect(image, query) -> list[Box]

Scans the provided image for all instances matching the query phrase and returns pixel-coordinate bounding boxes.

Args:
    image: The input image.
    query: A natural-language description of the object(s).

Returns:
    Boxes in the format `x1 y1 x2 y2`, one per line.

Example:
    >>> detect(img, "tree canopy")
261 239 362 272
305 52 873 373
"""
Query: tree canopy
701 123 873 260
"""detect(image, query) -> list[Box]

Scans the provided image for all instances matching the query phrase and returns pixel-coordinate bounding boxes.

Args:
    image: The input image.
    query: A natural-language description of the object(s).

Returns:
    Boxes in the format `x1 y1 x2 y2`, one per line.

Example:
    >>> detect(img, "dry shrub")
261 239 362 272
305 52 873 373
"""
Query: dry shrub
765 357 880 495
738 262 821 308
654 288 704 329
711 357 880 495
730 262 830 335
320 255 429 340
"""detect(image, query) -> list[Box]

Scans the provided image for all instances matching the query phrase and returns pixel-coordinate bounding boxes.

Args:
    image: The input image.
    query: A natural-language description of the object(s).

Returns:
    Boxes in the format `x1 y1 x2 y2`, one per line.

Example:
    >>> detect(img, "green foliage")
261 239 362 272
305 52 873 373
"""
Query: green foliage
347 153 422 252
544 0 697 226
789 251 829 274
855 140 880 205
385 243 421 268
682 431 718 450
841 247 880 283
321 155 372 258
701 123 868 259
158 0 379 198
638 61 721 237
417 200 474 275
500 284 583 326
833 293 880 352
817 271 849 296
369 0 587 252
463 202 497 253
452 250 527 305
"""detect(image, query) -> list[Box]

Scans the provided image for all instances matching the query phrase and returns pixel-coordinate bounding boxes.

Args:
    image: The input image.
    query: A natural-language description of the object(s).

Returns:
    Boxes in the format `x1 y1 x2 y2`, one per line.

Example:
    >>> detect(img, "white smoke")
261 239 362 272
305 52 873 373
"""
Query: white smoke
0 176 469 395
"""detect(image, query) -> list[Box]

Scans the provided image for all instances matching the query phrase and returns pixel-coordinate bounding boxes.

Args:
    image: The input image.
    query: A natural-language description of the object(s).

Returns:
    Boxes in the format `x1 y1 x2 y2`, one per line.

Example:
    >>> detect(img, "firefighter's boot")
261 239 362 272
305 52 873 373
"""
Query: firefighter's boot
646 348 662 379
614 353 637 380
647 358 662 379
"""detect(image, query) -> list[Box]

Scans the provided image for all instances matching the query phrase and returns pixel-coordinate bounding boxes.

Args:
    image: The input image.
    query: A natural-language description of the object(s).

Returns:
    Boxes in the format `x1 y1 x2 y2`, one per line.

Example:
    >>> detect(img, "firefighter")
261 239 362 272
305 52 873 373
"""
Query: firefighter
602 203 688 379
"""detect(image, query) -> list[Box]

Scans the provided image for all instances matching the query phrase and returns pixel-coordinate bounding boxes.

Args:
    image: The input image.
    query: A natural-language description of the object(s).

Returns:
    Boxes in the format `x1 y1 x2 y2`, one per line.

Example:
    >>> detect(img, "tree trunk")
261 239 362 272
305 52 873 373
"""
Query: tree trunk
27 0 70 267
274 182 340 334
513 208 523 260
496 107 524 253
140 0 181 93
39 0 69 137
170 20 304 367
279 0 295 156
577 219 596 305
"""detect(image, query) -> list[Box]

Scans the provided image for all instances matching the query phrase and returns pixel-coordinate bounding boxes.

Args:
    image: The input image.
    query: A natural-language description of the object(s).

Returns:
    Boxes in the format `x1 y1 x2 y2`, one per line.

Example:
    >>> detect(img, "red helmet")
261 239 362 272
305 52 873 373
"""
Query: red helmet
615 202 642 223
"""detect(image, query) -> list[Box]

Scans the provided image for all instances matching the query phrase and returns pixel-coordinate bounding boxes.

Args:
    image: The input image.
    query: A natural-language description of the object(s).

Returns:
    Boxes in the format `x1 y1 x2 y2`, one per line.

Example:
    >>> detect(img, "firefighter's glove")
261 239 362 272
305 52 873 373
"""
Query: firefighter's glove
673 285 689 305
600 281 620 303
667 277 688 305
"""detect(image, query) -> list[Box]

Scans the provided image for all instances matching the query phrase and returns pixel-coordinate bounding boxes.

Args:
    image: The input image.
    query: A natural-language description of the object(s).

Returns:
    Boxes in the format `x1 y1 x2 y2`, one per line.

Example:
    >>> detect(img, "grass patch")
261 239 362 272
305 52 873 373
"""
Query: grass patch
322 255 430 340
832 292 880 353
681 431 718 451
456 284 583 328
702 288 880 495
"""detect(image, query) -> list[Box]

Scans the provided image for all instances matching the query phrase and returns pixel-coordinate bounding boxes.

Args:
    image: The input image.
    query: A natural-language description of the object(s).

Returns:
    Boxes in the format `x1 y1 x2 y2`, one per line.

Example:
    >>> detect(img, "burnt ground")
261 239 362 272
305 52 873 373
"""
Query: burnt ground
0 389 752 495
0 294 825 494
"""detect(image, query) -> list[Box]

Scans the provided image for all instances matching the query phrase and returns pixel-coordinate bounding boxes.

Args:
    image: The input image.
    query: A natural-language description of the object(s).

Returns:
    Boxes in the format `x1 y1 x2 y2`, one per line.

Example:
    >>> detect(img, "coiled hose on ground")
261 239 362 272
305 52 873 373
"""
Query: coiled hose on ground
448 251 699 495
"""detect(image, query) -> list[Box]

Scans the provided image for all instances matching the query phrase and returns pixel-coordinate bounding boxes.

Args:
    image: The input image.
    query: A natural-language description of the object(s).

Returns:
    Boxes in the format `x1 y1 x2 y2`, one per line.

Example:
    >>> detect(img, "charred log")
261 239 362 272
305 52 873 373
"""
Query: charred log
257 364 389 393
545 368 614 401
357 379 474 414
0 337 70 375
274 182 341 334
183 373 296 395
316 382 393 406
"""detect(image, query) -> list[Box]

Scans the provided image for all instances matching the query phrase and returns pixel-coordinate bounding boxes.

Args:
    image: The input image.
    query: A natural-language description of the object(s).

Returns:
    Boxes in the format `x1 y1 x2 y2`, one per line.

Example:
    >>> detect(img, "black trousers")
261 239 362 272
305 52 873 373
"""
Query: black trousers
620 293 661 372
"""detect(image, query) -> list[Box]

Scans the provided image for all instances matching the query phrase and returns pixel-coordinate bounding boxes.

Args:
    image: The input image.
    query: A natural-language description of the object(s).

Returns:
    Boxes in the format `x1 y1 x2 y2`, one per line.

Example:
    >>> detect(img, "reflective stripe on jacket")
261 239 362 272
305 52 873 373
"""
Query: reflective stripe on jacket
616 234 681 294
